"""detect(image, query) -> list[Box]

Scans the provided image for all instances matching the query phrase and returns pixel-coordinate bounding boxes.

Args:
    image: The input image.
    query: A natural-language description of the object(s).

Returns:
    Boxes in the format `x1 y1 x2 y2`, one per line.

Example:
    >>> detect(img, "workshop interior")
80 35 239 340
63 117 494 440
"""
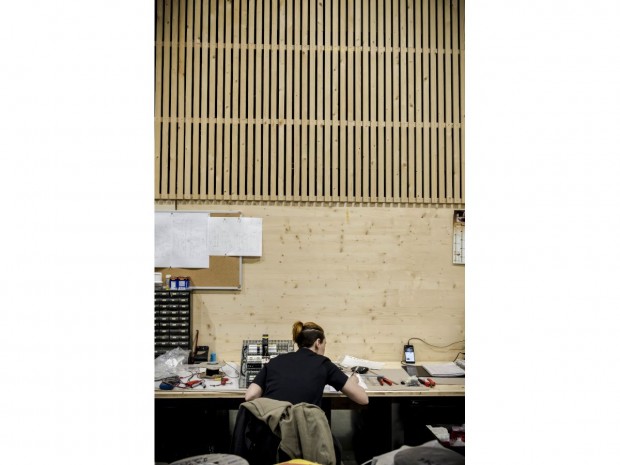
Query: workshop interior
154 0 465 464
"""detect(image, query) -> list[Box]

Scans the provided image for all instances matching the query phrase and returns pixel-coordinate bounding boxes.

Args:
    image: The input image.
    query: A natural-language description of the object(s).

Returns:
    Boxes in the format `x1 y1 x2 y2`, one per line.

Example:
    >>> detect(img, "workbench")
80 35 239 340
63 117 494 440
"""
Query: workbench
154 362 464 463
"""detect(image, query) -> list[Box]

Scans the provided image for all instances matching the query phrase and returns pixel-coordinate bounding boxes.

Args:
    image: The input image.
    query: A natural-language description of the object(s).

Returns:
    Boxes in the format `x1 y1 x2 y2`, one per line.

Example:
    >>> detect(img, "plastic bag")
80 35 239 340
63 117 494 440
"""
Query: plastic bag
155 347 191 380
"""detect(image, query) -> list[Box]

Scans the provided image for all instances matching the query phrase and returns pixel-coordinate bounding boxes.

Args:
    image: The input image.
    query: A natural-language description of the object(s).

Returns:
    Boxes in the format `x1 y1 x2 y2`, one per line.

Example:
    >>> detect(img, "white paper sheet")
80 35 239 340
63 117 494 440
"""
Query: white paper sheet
154 212 174 267
207 217 262 256
155 212 210 268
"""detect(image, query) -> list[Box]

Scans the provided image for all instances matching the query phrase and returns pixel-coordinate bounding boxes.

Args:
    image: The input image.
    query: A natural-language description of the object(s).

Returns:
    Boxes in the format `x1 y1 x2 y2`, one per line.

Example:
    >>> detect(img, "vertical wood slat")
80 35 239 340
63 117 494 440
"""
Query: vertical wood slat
335 0 343 199
437 0 446 203
254 0 263 198
207 0 217 197
429 0 438 203
261 0 271 198
170 1 179 198
421 0 430 202
214 0 224 198
354 1 362 202
392 0 403 202
239 0 248 199
458 0 465 203
444 0 453 202
184 0 195 199
361 0 370 202
391 0 400 201
384 0 393 202
155 0 164 199
199 0 208 198
270 0 278 200
414 0 423 201
278 0 286 198
154 0 464 205
369 0 377 202
285 0 293 200
161 0 172 198
330 0 340 200
399 0 408 201
177 0 187 198
323 0 333 200
293 0 301 200
301 0 308 201
451 0 460 203
346 0 354 201
316 0 324 200
246 0 256 198
192 0 201 198
406 0 415 201
349 1 365 202
309 0 317 200
377 0 385 202
223 0 233 197
231 0 241 199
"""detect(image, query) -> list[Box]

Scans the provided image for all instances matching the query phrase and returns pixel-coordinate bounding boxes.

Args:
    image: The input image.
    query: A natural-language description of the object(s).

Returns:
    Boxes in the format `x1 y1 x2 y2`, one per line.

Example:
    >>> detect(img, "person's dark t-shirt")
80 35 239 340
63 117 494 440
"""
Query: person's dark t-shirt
251 347 348 406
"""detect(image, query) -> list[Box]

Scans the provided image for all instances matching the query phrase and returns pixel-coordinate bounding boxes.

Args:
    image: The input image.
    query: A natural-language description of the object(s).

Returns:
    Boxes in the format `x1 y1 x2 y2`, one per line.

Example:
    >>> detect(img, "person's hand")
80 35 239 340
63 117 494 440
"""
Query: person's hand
342 373 369 405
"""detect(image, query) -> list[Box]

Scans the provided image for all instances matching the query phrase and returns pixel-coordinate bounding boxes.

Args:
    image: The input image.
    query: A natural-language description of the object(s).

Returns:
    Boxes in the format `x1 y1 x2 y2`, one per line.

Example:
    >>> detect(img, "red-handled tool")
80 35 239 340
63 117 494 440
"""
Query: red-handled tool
419 377 436 387
377 376 395 386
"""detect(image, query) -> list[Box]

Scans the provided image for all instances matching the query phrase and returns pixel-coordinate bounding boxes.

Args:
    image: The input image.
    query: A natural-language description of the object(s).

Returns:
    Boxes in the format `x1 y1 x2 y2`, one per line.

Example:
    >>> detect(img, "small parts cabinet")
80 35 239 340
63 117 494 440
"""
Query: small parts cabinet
154 289 191 358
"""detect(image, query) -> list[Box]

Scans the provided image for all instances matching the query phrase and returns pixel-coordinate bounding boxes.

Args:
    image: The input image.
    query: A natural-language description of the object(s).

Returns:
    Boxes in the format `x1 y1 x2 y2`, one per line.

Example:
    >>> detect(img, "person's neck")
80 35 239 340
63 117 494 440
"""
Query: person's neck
300 346 318 354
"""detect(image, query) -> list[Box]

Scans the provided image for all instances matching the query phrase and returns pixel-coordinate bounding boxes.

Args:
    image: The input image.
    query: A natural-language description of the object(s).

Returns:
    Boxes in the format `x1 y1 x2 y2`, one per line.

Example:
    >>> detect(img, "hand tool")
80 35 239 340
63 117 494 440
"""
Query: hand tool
418 377 436 387
377 375 395 386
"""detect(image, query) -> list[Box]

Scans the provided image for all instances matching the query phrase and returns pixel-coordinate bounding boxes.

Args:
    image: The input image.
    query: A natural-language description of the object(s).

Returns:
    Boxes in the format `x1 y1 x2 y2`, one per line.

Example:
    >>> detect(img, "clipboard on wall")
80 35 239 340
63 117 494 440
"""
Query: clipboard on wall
155 211 242 290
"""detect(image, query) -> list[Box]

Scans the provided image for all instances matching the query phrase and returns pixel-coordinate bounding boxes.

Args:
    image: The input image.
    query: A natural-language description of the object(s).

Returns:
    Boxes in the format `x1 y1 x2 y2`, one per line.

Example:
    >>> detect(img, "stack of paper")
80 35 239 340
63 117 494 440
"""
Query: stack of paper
421 362 465 377
339 355 384 369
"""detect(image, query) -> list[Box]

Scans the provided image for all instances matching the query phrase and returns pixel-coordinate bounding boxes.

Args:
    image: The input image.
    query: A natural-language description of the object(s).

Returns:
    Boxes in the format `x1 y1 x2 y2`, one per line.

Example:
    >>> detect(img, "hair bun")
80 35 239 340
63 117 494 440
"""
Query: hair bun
292 321 304 341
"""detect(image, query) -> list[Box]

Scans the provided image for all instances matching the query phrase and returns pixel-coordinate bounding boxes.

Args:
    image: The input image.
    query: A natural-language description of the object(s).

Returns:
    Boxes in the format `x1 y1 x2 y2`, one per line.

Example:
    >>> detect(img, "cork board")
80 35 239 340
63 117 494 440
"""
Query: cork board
155 212 242 290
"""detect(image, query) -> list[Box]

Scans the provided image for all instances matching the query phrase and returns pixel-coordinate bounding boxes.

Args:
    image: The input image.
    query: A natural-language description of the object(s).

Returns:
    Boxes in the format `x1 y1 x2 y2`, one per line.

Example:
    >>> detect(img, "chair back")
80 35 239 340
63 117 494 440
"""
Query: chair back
231 399 340 465
231 404 292 465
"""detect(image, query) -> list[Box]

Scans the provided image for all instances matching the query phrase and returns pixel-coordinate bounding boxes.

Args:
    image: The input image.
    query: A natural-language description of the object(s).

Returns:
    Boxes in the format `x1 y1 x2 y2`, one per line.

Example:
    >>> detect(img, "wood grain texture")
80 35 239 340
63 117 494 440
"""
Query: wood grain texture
174 203 465 363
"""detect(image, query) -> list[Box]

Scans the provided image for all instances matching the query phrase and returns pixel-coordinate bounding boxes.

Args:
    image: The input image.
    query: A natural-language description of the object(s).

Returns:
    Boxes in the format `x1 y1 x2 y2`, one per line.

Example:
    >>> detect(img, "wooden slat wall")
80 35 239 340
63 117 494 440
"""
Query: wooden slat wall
155 0 465 204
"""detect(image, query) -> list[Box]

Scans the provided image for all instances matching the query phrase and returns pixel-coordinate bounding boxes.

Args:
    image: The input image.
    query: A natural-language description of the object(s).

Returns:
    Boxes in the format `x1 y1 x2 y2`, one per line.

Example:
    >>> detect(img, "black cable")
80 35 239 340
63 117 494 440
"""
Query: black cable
453 351 465 362
161 376 181 386
407 337 465 349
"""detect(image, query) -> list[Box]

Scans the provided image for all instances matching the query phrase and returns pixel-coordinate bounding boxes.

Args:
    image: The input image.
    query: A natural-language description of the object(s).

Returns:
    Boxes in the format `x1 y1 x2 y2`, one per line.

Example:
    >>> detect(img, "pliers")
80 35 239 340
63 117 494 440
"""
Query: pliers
377 376 395 386
419 377 436 387
185 380 203 388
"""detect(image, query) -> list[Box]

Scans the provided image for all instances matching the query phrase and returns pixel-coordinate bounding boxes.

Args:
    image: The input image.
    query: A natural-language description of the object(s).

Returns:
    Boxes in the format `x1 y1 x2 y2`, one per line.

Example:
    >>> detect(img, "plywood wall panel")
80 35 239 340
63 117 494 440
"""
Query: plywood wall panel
177 203 464 363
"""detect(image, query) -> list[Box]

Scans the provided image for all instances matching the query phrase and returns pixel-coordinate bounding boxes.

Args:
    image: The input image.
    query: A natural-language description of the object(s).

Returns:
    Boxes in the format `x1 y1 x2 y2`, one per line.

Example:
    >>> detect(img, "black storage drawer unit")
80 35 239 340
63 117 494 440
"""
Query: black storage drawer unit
154 289 191 358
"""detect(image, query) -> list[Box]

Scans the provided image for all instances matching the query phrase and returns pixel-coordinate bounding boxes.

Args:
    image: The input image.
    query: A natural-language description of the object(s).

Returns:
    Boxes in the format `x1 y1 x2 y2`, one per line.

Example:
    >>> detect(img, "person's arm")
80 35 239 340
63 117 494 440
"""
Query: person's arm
340 374 369 405
244 382 264 401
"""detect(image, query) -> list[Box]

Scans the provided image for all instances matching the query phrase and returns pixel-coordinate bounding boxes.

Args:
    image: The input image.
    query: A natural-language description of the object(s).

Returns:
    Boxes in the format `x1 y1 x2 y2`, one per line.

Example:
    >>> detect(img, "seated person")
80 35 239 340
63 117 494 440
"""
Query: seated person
245 320 369 406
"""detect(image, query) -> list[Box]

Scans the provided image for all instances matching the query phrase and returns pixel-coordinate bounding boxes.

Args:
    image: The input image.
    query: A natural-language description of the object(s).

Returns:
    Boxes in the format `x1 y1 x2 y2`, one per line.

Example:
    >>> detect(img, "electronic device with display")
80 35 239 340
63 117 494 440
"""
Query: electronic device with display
403 344 416 364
